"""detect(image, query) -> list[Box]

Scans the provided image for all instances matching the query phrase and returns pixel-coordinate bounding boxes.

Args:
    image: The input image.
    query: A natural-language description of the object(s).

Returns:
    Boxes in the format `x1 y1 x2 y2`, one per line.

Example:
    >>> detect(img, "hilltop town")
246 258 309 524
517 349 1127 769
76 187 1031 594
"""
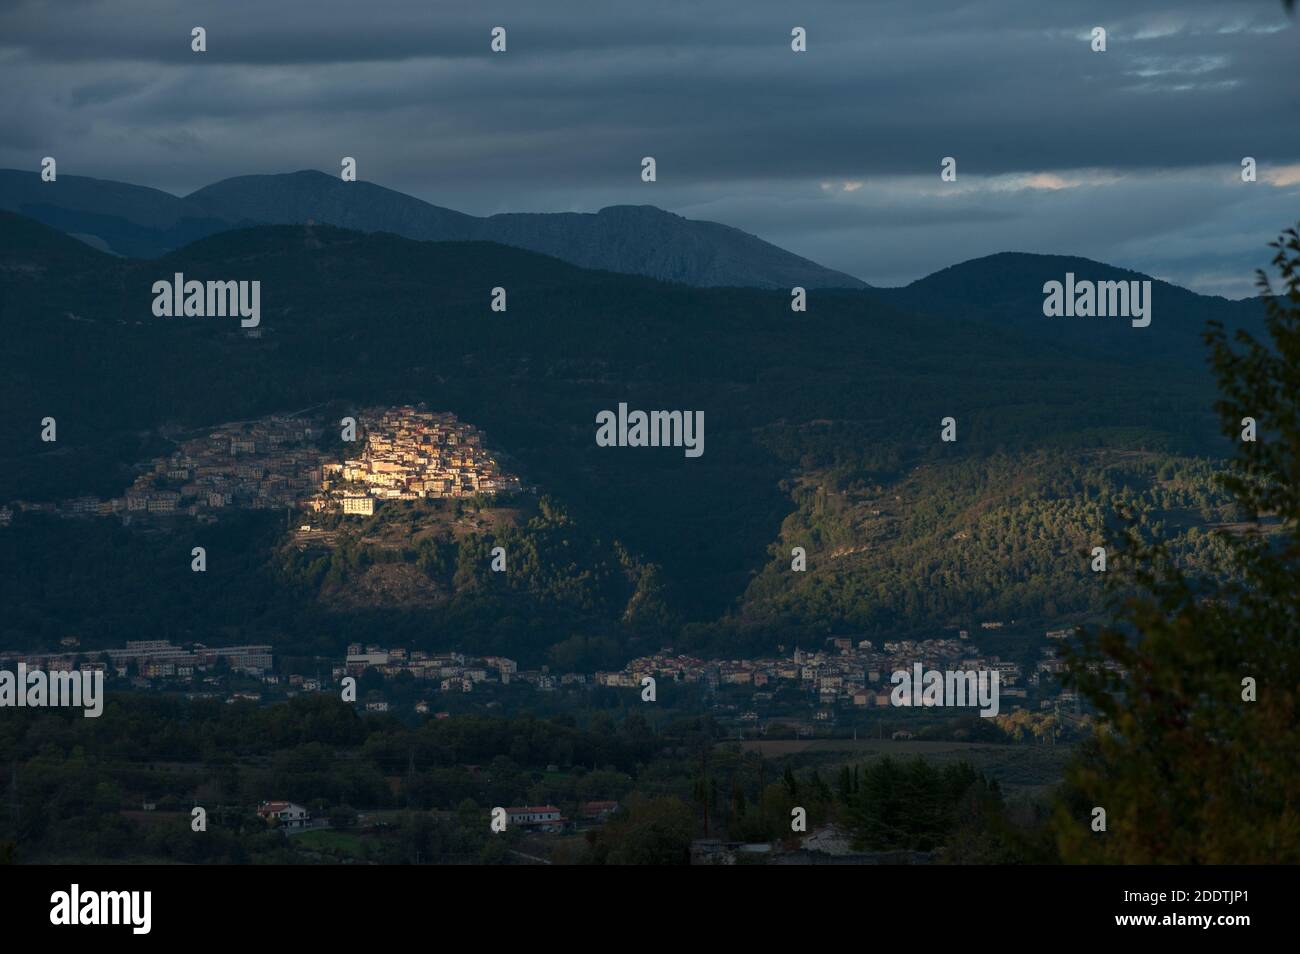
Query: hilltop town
0 405 521 522
309 406 522 516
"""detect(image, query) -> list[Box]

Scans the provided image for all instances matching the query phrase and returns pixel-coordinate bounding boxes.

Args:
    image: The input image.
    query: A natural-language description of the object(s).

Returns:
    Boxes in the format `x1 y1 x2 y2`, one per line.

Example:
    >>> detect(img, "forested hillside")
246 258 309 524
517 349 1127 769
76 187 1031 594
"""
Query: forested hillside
737 450 1240 638
0 211 1254 660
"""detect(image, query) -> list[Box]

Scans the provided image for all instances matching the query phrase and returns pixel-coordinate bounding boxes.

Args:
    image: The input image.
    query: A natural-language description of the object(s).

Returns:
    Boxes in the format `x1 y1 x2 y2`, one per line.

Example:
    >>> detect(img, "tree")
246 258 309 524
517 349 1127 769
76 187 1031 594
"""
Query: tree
846 757 998 852
1059 227 1300 863
589 796 695 865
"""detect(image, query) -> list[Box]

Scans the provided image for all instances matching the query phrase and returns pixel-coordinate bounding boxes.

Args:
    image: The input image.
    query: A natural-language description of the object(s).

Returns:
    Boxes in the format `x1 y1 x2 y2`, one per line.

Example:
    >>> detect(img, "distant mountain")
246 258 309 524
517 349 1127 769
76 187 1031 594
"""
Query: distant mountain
872 251 1265 364
0 170 232 258
185 172 478 241
479 205 855 290
0 168 868 289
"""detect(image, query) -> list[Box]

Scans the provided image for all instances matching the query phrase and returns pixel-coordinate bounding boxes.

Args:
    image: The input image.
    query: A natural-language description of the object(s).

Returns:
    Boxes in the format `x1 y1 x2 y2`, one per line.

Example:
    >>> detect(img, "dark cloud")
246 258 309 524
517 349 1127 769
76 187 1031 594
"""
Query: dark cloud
1 0 1296 295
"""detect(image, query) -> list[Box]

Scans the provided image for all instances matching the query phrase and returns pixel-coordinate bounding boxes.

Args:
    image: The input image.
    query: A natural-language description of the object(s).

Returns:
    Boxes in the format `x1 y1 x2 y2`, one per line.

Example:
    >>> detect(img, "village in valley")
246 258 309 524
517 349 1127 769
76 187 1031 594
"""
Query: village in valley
0 404 1097 734
0 403 1099 862
0 625 1089 740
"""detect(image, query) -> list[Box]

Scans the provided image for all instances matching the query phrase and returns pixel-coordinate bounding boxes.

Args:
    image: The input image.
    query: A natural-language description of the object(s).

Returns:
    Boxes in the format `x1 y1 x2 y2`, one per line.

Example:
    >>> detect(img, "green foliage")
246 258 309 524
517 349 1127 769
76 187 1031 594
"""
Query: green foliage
696 450 1240 653
845 757 998 852
1059 227 1300 863
0 691 671 863
587 795 696 865
0 495 671 667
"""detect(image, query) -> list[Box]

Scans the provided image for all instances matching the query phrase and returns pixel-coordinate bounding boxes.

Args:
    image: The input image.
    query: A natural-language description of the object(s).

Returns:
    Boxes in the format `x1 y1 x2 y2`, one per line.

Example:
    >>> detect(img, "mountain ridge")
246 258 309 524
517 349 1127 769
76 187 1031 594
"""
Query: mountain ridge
868 249 1264 364
0 168 868 290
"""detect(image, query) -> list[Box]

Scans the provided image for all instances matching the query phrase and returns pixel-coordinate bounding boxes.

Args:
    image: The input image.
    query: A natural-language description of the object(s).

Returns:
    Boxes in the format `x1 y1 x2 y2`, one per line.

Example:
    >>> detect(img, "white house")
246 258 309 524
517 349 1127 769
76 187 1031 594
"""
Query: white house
505 806 565 833
257 800 310 829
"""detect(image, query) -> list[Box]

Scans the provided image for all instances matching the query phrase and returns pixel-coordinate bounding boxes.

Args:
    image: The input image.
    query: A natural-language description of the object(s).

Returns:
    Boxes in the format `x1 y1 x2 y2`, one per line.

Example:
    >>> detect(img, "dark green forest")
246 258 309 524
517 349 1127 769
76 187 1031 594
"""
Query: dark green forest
0 692 1059 864
0 212 1260 663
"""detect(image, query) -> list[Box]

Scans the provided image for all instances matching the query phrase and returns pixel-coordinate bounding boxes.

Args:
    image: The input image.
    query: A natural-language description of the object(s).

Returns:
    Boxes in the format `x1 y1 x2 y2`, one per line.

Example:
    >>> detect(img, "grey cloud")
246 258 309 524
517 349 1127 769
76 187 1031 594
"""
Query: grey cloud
0 0 1296 296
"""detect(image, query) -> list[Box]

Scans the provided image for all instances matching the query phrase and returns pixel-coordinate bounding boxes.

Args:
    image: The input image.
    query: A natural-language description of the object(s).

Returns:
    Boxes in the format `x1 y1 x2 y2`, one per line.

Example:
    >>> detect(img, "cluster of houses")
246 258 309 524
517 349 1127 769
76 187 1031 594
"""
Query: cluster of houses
325 628 1104 731
3 415 328 520
124 416 326 515
343 644 586 696
309 406 521 516
598 638 1025 706
1 629 1096 725
335 631 1097 721
592 632 1102 717
1 406 521 524
0 638 294 706
0 638 272 682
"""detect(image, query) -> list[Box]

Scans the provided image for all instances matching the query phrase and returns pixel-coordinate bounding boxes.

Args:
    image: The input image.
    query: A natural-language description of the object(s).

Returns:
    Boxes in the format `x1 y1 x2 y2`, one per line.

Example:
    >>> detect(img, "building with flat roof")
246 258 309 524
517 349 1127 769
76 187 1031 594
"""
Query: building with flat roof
505 806 566 833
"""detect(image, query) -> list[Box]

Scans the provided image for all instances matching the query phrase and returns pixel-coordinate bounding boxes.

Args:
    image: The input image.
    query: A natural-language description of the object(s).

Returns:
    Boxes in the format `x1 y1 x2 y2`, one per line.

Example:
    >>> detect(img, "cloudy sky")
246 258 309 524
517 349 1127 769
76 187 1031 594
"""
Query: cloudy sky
3 0 1298 296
